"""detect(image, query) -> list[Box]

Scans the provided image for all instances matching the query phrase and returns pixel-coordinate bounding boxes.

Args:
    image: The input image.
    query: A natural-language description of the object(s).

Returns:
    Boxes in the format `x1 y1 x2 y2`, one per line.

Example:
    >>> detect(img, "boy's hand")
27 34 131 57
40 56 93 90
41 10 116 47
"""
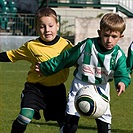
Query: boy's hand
35 62 43 76
116 82 125 96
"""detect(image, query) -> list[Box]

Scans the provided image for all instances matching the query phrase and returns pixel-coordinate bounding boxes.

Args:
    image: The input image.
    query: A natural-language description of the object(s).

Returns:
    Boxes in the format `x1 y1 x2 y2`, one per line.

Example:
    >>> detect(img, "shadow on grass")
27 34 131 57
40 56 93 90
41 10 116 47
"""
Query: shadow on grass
30 121 133 133
111 129 133 133
31 121 58 127
77 125 133 133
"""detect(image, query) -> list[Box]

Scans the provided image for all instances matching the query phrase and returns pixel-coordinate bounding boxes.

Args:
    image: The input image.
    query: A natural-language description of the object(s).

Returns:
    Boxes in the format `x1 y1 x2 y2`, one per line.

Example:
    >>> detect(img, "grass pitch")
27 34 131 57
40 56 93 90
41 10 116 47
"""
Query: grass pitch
0 61 133 133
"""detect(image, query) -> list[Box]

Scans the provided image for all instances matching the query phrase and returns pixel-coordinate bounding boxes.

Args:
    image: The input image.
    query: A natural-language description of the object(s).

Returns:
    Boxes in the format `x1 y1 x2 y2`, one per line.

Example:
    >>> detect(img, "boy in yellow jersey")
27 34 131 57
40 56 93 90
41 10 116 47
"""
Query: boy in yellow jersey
0 7 72 133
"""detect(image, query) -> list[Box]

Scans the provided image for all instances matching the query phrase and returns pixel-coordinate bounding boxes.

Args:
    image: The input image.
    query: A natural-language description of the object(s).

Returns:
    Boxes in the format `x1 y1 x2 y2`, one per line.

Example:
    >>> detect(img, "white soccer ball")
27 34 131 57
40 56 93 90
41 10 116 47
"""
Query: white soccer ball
74 85 109 119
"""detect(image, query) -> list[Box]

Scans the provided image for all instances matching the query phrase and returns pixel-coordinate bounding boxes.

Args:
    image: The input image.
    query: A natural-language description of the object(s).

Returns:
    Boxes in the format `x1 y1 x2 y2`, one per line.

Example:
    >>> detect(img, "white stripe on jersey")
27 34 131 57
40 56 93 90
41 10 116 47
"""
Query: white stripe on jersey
115 50 122 63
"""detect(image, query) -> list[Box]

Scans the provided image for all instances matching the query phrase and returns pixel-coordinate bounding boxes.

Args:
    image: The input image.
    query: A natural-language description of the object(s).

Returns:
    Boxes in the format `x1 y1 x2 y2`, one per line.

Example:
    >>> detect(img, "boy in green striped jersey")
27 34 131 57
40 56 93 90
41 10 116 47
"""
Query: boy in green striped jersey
127 41 133 74
35 13 130 133
0 7 73 133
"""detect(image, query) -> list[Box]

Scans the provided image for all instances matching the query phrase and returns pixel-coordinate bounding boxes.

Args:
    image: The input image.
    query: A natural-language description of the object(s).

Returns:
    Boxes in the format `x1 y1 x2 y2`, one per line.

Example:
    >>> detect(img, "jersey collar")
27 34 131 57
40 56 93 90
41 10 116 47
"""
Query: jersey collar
39 36 60 45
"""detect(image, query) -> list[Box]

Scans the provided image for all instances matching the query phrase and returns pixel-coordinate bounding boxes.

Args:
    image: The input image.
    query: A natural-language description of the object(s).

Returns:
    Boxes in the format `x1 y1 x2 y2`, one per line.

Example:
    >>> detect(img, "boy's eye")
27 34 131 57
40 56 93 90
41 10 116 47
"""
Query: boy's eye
104 34 109 37
40 25 45 28
111 35 118 38
104 34 118 38
49 25 53 27
39 25 53 28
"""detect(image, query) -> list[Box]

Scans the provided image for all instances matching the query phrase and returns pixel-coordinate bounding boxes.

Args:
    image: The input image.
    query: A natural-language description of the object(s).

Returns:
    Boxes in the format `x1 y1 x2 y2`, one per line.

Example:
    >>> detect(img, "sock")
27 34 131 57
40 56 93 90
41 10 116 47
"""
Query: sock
11 119 27 133
96 119 111 133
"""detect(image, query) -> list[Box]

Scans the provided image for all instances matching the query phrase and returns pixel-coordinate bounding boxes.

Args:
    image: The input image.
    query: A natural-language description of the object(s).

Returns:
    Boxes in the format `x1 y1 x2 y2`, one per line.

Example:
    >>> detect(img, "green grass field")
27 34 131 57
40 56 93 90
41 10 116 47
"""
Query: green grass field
0 61 133 133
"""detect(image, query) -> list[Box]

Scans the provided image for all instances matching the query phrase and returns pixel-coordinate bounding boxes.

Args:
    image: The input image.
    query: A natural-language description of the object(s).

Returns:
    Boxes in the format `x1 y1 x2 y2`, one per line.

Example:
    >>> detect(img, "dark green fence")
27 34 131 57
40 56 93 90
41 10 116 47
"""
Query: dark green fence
0 13 35 36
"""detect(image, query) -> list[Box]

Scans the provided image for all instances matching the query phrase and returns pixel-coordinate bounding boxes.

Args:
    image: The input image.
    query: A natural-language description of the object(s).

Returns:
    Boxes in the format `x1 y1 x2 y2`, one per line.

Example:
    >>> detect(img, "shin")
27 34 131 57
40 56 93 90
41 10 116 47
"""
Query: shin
11 108 34 133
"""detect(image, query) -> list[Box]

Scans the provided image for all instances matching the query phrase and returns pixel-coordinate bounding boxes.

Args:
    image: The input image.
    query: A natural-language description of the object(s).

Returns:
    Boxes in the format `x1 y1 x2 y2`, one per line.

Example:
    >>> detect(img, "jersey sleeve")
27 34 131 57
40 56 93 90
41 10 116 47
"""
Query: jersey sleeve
40 42 83 76
114 51 131 88
0 52 11 62
126 41 133 74
6 42 32 62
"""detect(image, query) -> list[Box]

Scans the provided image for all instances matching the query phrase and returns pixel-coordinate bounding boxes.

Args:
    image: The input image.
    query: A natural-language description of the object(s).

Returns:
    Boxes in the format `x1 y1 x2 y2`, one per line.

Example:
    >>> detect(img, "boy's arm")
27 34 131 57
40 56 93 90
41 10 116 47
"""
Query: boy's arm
114 55 131 89
0 52 11 62
126 41 133 74
38 42 83 76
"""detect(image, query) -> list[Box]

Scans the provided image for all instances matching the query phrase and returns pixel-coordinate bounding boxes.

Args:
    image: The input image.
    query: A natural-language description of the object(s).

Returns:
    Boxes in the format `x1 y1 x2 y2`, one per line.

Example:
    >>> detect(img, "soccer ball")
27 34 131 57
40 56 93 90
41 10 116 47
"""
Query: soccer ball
74 85 109 119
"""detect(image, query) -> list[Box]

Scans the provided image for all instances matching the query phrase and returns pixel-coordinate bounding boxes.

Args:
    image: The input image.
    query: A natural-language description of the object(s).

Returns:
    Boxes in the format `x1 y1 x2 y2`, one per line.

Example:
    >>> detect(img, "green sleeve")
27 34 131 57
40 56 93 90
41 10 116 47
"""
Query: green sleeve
126 42 133 74
40 42 83 76
114 53 131 88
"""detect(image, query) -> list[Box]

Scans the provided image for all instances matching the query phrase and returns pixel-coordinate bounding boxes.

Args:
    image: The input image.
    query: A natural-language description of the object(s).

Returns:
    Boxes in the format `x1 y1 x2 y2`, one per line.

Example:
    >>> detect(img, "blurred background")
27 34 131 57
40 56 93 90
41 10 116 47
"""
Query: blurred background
0 0 133 54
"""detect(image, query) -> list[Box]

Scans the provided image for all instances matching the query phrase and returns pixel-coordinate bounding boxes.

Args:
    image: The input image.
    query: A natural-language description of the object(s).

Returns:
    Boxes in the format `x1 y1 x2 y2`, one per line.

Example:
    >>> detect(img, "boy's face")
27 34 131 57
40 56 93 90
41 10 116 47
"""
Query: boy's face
98 29 124 50
36 16 59 42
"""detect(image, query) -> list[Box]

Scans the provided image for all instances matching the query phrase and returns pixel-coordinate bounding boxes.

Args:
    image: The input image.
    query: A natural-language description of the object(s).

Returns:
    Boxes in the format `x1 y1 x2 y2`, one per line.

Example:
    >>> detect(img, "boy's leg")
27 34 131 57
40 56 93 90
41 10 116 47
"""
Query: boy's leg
95 83 111 133
11 119 27 133
21 82 45 121
11 82 45 133
42 83 67 127
11 108 34 133
95 119 111 133
60 113 79 133
60 78 82 133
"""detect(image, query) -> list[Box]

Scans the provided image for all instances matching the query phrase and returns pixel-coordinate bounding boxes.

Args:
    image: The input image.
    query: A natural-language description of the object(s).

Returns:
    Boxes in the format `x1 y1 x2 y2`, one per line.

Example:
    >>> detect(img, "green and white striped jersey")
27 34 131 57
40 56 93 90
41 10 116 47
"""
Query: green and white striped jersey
127 41 133 74
40 37 130 88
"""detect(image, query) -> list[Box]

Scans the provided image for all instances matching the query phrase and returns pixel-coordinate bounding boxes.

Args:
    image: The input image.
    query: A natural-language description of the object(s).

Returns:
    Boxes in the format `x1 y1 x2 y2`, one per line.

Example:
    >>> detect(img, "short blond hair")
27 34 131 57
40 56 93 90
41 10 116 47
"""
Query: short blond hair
100 13 126 34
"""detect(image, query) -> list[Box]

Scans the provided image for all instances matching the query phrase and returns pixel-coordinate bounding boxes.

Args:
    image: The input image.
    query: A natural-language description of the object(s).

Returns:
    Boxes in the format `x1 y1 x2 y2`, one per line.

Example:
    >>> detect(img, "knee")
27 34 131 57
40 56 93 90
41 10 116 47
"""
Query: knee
17 108 34 125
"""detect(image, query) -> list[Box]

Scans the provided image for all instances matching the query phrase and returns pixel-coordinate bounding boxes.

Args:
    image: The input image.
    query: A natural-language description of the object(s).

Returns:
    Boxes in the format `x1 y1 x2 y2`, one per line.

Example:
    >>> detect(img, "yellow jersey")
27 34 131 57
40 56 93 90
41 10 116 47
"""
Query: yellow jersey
7 36 73 86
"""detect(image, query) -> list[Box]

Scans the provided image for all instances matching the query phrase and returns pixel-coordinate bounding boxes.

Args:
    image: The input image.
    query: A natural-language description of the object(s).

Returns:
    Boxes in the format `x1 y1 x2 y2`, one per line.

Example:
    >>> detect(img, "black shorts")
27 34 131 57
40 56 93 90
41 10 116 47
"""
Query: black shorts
21 82 67 122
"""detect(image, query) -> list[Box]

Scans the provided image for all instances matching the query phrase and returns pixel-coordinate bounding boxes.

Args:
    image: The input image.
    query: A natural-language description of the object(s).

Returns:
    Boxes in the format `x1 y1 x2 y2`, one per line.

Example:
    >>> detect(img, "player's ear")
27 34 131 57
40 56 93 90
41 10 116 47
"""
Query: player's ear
57 22 59 31
120 34 124 38
97 30 101 36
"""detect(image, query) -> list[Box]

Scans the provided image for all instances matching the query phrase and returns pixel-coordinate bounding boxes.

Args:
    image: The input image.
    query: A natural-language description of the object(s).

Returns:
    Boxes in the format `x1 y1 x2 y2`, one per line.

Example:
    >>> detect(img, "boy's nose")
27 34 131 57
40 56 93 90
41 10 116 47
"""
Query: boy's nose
45 26 50 31
107 37 112 42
